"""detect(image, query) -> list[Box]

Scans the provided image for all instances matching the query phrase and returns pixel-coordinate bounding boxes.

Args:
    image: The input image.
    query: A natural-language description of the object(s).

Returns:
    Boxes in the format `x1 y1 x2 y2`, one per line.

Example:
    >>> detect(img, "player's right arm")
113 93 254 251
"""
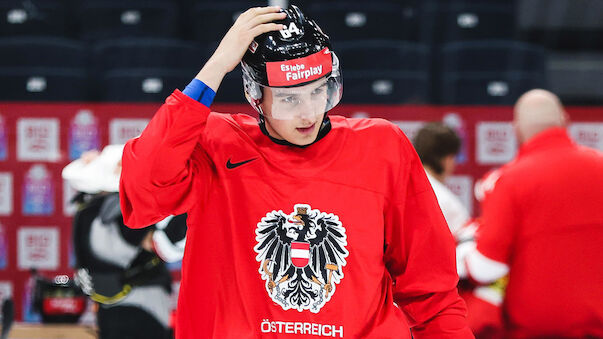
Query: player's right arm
384 128 474 338
119 7 286 228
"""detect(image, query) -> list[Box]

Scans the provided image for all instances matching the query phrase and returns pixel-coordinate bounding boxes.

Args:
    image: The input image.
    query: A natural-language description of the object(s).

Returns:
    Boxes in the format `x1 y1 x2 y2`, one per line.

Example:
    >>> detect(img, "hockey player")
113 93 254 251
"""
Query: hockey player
120 5 473 338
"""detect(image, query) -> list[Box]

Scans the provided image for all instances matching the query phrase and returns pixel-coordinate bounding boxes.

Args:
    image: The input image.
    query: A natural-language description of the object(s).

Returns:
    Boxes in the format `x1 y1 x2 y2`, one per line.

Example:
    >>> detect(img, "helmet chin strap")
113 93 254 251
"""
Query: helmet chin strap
258 113 332 148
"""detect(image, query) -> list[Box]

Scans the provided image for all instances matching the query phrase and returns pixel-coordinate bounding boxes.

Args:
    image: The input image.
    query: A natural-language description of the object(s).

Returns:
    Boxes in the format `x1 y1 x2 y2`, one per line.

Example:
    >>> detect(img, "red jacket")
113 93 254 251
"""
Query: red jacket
476 128 603 338
120 91 473 338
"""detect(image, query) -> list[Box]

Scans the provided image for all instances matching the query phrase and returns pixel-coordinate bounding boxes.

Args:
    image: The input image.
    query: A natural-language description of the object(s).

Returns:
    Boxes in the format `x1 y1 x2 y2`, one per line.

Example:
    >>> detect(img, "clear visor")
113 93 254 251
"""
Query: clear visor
260 75 341 120
243 52 343 120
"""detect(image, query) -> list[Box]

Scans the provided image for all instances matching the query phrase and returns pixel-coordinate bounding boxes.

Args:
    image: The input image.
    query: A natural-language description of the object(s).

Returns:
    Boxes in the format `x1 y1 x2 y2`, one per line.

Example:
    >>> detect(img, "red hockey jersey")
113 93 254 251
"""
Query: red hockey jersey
120 90 473 338
476 128 603 338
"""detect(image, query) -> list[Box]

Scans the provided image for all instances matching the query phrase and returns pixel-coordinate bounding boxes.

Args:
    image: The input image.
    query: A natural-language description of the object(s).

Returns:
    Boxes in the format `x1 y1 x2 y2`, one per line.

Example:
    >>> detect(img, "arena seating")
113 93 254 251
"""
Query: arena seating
92 38 204 73
440 72 546 105
334 40 429 72
0 36 88 101
98 69 191 102
190 1 267 43
307 3 417 41
547 52 603 104
77 1 180 41
420 3 516 44
0 0 601 104
517 0 603 50
93 38 205 101
336 40 430 103
437 40 547 104
345 71 430 104
0 0 69 37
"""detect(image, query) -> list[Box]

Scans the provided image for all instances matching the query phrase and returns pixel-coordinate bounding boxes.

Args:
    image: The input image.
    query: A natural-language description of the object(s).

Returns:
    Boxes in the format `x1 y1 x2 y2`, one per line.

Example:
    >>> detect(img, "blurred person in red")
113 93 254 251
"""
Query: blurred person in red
457 89 603 338
119 5 473 339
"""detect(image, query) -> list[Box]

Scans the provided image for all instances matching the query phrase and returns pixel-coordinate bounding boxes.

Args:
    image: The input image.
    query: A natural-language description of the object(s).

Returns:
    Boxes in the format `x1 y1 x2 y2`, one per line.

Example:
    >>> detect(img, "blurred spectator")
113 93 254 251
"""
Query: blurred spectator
63 145 187 339
413 122 469 237
457 89 603 338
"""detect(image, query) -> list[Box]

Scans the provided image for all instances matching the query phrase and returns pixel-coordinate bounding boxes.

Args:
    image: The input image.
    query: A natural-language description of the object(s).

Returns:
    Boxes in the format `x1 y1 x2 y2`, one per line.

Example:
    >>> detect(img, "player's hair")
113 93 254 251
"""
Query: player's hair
412 122 461 175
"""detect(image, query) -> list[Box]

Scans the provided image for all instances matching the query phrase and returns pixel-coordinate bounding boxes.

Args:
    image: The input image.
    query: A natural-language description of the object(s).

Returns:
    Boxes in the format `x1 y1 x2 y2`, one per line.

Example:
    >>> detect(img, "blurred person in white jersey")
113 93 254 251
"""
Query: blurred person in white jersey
413 122 469 237
63 145 187 339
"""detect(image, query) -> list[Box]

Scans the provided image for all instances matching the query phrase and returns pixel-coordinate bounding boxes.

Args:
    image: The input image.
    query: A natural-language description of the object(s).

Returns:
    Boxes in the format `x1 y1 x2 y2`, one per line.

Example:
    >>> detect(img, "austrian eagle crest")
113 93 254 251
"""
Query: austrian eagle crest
254 204 349 313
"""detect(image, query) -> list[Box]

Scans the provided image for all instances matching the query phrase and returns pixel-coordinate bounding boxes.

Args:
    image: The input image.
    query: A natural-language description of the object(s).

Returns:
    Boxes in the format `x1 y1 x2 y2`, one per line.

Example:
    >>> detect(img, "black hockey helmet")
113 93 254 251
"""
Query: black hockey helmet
241 5 342 120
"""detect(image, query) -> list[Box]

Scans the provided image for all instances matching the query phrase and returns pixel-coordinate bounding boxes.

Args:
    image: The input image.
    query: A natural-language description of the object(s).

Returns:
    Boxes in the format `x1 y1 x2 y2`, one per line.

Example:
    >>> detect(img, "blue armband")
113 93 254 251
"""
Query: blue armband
182 79 216 107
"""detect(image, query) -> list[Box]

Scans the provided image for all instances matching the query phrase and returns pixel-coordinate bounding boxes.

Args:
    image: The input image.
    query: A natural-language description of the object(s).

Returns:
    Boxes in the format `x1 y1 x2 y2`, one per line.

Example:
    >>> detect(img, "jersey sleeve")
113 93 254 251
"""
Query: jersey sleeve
384 132 473 338
120 90 215 228
475 174 517 265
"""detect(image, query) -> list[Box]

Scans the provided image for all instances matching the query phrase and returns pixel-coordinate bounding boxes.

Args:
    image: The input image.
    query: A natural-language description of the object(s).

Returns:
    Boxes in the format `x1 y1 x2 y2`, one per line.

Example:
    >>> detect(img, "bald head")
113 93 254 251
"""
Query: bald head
513 89 567 143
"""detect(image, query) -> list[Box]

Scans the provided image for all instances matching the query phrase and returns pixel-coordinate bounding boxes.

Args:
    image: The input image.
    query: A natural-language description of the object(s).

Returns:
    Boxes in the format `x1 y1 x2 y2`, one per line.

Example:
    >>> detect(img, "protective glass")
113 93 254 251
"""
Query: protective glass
260 74 341 120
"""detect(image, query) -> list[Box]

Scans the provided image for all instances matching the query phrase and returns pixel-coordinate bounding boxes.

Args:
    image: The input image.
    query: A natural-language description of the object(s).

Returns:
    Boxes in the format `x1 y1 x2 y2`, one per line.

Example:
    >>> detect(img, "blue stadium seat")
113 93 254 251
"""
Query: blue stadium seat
77 1 180 40
334 40 429 72
0 0 68 37
0 68 88 101
92 38 205 102
98 69 190 102
92 38 205 73
0 37 87 68
421 3 515 45
436 40 547 104
0 37 89 101
424 0 512 3
297 0 405 4
440 71 546 105
517 0 603 50
307 3 418 42
190 2 267 43
344 71 430 104
440 40 547 73
547 52 603 104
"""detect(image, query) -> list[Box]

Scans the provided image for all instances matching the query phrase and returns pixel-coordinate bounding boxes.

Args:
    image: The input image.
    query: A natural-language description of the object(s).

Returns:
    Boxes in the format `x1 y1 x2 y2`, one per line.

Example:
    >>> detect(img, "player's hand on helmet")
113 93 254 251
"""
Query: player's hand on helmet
214 7 286 72
197 7 286 90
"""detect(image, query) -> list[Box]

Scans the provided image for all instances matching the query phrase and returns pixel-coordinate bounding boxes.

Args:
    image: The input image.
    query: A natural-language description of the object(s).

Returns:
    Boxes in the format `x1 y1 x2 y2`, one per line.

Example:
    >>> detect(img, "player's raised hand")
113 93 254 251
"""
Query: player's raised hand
196 7 286 91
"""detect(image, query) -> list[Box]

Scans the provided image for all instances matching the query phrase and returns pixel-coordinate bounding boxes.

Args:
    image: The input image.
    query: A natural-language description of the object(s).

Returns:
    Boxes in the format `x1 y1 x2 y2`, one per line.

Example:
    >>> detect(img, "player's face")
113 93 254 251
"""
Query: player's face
261 79 328 146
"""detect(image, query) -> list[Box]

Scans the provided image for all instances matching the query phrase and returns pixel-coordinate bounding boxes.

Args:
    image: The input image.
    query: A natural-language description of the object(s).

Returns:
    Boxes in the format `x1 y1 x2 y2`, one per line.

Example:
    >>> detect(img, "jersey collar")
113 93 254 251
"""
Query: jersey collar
258 114 332 148
518 127 573 157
